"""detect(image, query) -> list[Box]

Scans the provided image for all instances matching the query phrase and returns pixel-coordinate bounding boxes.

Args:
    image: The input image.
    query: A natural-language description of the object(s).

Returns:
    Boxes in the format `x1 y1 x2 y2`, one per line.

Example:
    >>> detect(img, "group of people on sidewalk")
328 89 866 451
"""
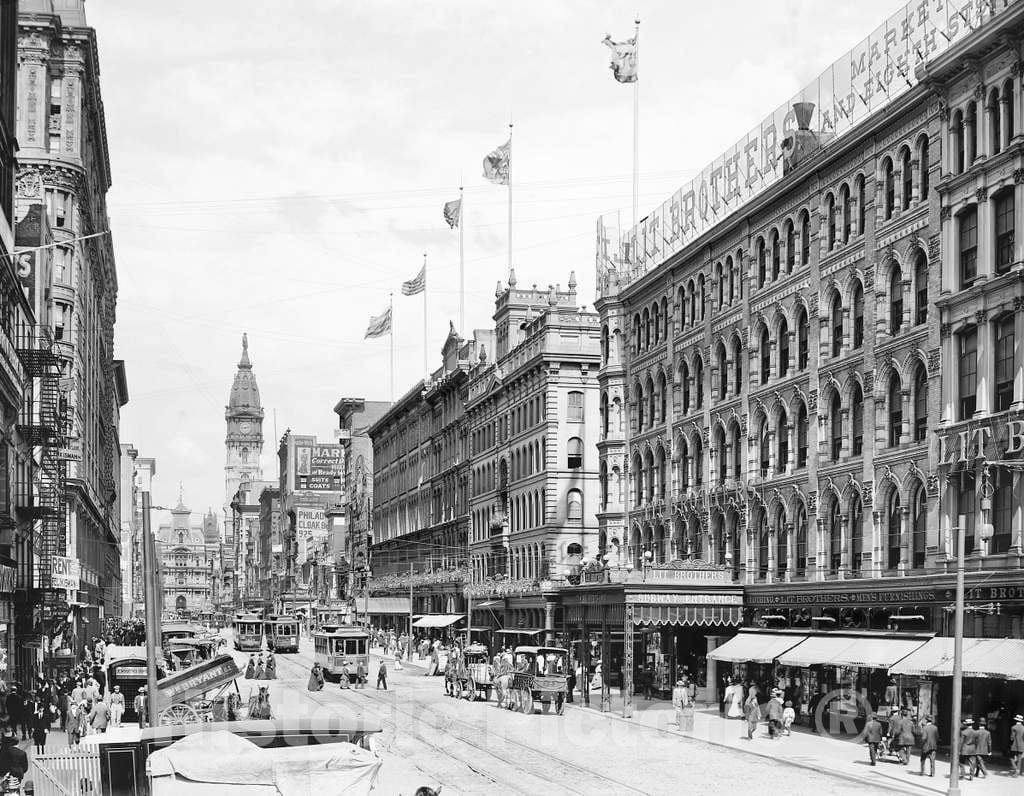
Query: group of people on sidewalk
740 685 795 740
243 653 277 680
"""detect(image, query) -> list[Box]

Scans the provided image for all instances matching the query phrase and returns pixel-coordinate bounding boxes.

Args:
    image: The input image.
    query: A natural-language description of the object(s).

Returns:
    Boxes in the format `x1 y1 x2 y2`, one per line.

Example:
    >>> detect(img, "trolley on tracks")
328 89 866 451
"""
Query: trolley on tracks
313 624 369 683
264 614 301 653
233 613 264 651
506 646 569 715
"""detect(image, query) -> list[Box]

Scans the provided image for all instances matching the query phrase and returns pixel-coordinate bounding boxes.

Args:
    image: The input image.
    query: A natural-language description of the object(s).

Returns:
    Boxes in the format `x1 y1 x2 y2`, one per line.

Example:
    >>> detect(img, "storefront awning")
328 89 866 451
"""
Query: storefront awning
474 601 500 608
412 614 464 628
708 631 808 664
631 604 742 627
494 628 543 636
890 637 1024 680
776 635 858 668
364 597 411 614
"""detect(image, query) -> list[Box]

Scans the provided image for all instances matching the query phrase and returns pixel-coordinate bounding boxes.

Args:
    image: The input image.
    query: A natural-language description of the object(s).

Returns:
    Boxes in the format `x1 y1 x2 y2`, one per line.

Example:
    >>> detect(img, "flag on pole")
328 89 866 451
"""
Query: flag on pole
443 198 462 229
482 138 510 185
401 264 426 296
364 306 392 338
602 33 638 83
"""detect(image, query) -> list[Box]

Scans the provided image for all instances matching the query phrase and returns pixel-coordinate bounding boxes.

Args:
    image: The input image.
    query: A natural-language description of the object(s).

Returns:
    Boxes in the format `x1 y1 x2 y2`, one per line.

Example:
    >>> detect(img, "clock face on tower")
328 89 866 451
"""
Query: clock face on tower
240 421 251 434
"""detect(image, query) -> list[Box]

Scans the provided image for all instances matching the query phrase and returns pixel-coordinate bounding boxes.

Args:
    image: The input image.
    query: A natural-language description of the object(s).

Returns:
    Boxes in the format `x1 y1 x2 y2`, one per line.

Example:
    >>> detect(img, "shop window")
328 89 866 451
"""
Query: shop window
958 327 978 420
995 315 1015 412
959 206 978 288
995 190 1015 275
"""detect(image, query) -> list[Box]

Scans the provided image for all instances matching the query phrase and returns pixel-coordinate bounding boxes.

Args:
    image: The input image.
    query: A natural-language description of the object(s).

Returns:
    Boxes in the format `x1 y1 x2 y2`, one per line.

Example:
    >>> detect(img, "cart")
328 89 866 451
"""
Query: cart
154 653 251 726
507 646 569 715
458 644 493 701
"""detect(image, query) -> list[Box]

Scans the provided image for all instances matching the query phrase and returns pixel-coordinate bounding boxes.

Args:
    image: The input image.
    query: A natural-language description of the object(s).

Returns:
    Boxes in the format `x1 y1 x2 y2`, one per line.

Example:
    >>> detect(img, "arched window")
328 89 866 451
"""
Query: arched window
732 337 743 394
770 230 780 280
967 102 978 167
918 135 929 201
679 286 687 329
797 307 809 370
241 447 249 463
887 491 901 571
717 343 728 400
794 506 807 578
912 486 926 569
913 364 928 442
852 281 865 349
714 426 727 485
726 255 735 302
652 302 661 345
995 188 1015 276
658 371 667 424
959 326 978 420
600 391 609 437
1005 78 1016 142
678 438 690 490
849 495 864 573
776 410 789 474
888 374 903 447
826 194 836 251
799 210 810 265
635 382 644 431
643 308 651 350
567 489 583 523
599 462 608 510
796 402 808 468
883 157 895 220
990 87 1002 155
567 437 583 469
656 447 667 500
830 293 843 358
600 325 609 366
900 146 912 210
839 184 851 243
688 280 697 325
716 262 724 309
694 356 704 409
851 382 864 456
830 393 842 462
778 318 789 378
829 499 842 575
914 252 928 325
775 511 787 579
759 328 770 385
731 423 743 480
759 422 770 478
680 361 690 415
785 219 795 272
757 237 766 287
889 264 903 335
758 516 770 580
692 436 703 487
952 108 965 174
646 376 655 427
856 174 866 234
698 274 706 320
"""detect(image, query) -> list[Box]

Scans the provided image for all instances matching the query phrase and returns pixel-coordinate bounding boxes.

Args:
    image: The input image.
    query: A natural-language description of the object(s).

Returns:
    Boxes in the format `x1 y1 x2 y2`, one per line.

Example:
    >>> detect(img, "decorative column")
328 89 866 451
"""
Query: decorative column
839 514 850 580
1014 300 1024 410
964 116 975 166
976 312 992 416
840 408 851 458
767 430 778 475
899 506 911 576
786 423 796 473
976 188 992 282
784 522 794 583
766 527 776 585
901 278 912 329
1001 95 1012 150
910 158 921 204
623 604 634 719
900 388 912 445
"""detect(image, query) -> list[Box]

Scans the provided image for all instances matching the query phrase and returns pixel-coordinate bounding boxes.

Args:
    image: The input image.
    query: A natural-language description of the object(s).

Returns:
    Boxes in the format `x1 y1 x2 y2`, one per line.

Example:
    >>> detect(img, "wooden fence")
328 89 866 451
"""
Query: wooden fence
31 748 101 796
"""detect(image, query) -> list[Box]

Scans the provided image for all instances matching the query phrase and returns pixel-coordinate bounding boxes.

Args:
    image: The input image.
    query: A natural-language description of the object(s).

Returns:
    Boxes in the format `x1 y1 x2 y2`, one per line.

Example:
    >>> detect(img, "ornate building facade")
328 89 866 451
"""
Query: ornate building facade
157 496 218 615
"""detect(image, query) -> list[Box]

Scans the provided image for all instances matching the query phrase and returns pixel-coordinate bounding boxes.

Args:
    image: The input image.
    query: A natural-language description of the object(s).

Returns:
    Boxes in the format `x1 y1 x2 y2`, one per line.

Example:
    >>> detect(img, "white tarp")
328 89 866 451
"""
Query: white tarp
148 730 381 795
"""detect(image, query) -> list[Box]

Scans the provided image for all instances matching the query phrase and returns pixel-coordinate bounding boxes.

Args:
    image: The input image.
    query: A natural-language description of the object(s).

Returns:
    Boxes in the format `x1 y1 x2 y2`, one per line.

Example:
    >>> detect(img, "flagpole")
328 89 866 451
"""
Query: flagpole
422 252 428 381
459 185 465 334
508 121 513 275
389 292 394 402
633 16 640 229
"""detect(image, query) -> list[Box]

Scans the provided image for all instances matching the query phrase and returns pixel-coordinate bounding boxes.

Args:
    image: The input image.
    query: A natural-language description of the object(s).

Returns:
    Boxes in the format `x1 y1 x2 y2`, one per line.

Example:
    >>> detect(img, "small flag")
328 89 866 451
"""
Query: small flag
364 306 392 338
401 264 426 296
483 138 510 185
443 198 462 229
602 33 638 83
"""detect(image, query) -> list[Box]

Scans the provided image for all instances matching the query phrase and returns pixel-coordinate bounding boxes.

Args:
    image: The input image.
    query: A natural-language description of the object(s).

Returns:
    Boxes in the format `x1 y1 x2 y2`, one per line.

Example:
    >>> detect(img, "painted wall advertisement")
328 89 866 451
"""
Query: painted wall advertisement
295 506 328 540
296 444 343 491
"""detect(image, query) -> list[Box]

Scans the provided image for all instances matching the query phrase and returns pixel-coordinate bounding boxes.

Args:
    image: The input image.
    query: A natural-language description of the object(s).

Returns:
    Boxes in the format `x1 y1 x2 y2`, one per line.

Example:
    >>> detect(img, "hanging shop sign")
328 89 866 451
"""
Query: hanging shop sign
642 564 732 584
51 556 80 591
937 420 1024 466
629 592 743 606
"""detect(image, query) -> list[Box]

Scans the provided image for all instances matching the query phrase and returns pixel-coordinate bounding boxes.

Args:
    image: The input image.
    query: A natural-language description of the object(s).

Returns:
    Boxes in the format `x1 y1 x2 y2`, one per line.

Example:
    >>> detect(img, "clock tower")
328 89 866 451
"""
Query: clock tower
225 334 264 527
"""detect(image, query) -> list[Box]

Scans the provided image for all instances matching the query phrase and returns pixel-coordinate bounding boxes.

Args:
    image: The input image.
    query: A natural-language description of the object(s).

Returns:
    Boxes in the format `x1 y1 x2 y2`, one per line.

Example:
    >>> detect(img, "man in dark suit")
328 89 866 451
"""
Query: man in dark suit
958 717 977 781
918 715 939 777
973 717 991 778
864 712 883 765
1011 714 1024 777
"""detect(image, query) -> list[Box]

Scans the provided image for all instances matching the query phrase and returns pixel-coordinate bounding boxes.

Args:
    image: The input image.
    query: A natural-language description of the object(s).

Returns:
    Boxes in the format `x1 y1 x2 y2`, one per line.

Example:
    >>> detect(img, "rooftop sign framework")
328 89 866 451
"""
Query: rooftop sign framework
597 0 1018 293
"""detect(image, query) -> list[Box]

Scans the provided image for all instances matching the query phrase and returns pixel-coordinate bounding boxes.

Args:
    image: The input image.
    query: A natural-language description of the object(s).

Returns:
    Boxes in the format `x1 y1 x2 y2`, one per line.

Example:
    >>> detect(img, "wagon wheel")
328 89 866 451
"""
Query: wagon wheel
521 691 534 714
160 703 200 726
464 675 476 701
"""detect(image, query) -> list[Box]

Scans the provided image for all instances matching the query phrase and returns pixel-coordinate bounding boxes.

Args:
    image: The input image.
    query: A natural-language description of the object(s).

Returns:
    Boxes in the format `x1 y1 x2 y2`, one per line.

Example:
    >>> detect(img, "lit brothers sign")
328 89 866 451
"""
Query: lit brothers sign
937 420 1024 465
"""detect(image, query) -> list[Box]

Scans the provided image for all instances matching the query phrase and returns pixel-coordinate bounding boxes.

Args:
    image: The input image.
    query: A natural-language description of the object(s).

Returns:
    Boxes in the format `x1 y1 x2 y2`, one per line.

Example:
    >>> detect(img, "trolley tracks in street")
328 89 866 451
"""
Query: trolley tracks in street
269 646 650 796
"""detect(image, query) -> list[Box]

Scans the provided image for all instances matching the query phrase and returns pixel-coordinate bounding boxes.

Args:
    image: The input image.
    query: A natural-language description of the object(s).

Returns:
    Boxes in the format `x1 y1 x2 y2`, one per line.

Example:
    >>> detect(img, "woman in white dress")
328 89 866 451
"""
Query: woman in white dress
727 677 745 718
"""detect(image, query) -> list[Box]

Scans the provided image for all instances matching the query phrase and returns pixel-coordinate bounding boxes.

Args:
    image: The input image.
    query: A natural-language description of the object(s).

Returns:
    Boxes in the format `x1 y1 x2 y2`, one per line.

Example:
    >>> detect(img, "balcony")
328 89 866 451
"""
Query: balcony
463 575 542 599
368 567 468 592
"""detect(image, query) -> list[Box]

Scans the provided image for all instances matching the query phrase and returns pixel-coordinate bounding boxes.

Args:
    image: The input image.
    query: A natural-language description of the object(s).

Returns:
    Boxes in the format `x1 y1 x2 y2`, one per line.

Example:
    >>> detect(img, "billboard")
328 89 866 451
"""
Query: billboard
51 556 81 591
296 506 328 540
295 444 343 492
597 0 1020 292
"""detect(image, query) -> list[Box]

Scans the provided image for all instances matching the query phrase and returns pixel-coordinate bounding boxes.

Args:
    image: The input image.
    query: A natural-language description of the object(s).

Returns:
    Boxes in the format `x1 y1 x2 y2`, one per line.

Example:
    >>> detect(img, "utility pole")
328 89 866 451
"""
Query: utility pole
948 514 966 796
408 562 414 661
141 492 160 721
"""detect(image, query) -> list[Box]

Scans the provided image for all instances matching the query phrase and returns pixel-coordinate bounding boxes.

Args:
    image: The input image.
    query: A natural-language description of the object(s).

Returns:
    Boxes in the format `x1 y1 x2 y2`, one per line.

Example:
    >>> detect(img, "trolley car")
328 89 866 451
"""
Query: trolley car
313 624 369 683
233 613 264 652
264 614 301 653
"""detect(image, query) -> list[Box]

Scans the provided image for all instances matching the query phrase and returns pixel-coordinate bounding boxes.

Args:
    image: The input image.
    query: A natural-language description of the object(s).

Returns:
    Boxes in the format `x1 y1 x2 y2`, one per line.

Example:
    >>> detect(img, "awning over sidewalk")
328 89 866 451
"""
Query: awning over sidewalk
776 635 857 667
708 631 808 664
777 634 929 669
411 614 464 628
494 628 543 636
364 597 411 614
631 604 742 627
890 637 1024 680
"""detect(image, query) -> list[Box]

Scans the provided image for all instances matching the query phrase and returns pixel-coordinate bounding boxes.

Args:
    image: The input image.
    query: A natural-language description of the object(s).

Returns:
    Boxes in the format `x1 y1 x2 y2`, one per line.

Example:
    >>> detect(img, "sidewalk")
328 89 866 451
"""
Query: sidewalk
567 690 1020 795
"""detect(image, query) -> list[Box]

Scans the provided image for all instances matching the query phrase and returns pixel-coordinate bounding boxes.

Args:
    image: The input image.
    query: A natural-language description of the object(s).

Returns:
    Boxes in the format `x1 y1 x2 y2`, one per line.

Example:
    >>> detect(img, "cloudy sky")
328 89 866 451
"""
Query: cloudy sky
93 0 902 525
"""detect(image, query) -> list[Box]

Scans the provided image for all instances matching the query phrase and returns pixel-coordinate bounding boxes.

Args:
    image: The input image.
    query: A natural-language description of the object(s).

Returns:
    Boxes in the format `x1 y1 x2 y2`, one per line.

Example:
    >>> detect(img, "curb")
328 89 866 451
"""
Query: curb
562 701 940 796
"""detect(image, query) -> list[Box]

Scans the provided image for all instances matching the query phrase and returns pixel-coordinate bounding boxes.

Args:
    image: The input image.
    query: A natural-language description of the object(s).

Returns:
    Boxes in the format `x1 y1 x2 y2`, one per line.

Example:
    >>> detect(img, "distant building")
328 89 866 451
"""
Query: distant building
257 486 282 605
157 495 219 615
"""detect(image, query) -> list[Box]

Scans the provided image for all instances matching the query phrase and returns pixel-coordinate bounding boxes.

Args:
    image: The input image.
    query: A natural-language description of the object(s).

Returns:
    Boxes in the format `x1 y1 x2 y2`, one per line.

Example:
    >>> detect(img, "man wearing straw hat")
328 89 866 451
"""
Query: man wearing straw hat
1010 714 1024 777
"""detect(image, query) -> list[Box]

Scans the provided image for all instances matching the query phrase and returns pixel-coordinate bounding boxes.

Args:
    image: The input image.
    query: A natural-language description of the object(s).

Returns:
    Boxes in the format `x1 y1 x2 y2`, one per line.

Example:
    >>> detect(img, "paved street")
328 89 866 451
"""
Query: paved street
224 633 911 796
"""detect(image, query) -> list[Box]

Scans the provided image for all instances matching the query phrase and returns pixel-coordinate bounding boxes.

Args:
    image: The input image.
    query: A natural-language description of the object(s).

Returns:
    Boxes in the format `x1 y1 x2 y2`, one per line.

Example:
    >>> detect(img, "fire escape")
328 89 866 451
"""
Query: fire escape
16 325 70 626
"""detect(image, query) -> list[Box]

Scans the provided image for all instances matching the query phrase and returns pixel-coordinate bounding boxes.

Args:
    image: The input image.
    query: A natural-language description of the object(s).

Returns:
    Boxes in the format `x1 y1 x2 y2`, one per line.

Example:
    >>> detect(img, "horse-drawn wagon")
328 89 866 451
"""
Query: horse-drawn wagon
444 644 494 701
505 646 569 715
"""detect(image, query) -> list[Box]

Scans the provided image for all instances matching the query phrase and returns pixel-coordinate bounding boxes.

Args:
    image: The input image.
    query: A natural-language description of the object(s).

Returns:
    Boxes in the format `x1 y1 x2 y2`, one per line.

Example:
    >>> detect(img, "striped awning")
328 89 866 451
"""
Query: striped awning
890 637 1024 680
708 631 809 664
631 604 742 627
364 596 411 614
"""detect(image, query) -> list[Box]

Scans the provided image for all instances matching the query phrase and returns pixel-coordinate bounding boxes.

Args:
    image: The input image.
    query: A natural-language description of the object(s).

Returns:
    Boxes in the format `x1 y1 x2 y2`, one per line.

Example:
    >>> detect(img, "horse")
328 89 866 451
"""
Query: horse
493 672 514 709
443 657 458 697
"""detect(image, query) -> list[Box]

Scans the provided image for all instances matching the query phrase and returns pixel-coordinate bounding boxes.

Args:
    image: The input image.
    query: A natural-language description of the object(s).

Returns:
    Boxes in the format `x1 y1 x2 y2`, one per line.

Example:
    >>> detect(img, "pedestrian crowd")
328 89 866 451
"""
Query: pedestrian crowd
242 652 277 680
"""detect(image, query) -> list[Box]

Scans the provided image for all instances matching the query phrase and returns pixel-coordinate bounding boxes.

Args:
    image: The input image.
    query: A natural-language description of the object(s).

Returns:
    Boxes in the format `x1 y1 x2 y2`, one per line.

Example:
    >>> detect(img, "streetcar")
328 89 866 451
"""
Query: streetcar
313 624 369 683
213 611 226 629
233 613 264 651
264 614 301 653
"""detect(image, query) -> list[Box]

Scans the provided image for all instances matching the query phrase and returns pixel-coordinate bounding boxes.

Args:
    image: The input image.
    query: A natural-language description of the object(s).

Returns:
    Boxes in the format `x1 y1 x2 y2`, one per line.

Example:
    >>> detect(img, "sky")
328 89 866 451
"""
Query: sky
93 0 904 526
